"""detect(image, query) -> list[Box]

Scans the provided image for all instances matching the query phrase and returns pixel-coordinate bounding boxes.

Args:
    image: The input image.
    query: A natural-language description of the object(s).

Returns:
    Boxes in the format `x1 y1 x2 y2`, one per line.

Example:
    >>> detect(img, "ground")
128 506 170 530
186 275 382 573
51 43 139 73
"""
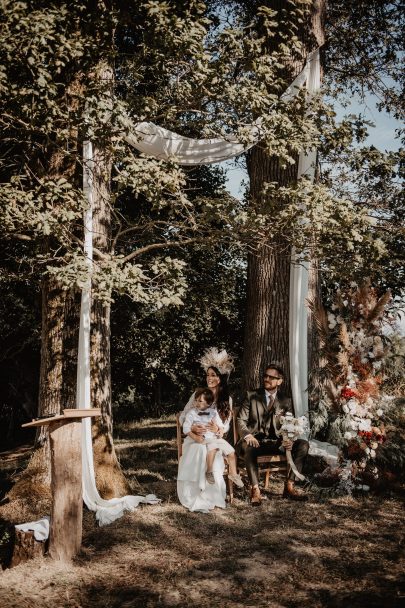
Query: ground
0 416 404 608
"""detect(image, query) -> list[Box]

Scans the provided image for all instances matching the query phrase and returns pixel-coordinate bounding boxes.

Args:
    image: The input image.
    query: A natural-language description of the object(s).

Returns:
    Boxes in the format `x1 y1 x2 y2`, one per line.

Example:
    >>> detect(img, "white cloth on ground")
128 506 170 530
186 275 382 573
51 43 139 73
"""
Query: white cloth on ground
308 439 340 466
15 516 50 541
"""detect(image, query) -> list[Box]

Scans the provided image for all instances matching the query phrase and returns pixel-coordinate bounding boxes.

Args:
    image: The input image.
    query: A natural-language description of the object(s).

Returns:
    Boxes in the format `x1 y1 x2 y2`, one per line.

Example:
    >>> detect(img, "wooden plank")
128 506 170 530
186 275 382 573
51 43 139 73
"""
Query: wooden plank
22 409 101 428
48 419 82 562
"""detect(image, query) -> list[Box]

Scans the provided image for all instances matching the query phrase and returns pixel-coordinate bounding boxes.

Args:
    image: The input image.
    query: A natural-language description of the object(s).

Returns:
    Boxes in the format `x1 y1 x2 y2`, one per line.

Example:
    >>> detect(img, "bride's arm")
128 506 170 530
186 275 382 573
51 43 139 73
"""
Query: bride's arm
221 395 233 434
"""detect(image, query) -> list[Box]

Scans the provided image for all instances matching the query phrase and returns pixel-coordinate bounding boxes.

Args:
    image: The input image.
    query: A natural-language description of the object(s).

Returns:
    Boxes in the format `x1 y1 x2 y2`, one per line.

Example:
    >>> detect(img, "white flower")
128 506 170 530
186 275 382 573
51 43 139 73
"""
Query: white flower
358 419 372 432
348 400 357 413
342 404 349 414
376 409 383 417
350 281 357 288
344 431 354 440
370 449 376 458
371 442 378 450
327 312 337 329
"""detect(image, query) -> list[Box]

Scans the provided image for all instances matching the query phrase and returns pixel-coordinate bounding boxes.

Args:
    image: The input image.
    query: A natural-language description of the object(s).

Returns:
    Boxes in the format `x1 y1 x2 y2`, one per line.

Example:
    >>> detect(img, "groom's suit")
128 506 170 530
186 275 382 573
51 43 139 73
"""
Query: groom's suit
235 388 308 485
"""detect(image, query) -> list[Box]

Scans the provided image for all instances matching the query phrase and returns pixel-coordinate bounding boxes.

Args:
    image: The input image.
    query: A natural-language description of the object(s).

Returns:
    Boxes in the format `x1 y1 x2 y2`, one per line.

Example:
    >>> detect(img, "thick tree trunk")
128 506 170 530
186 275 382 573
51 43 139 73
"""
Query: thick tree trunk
243 152 297 393
242 0 325 396
307 0 325 408
90 62 130 498
7 280 80 511
7 70 83 511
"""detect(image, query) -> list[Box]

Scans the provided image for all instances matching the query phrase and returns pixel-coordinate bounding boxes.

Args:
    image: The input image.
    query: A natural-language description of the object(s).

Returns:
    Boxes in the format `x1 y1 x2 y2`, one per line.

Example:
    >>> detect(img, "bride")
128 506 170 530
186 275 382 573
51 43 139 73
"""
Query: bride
177 348 234 512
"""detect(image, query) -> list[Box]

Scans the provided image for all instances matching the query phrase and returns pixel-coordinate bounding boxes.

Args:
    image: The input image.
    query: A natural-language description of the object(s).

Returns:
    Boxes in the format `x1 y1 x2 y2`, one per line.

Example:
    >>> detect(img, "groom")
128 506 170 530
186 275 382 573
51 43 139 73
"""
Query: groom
236 363 309 505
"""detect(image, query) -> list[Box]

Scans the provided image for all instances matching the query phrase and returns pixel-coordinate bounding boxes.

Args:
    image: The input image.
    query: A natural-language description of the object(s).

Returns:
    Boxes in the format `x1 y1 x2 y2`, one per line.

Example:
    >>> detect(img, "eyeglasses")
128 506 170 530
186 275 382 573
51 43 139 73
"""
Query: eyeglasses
263 374 281 380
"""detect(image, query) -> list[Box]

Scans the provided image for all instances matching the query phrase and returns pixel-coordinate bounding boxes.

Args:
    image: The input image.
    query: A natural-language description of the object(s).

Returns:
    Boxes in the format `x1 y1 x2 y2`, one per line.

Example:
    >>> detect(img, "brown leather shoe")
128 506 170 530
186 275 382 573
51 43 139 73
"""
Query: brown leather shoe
283 480 308 501
250 486 262 506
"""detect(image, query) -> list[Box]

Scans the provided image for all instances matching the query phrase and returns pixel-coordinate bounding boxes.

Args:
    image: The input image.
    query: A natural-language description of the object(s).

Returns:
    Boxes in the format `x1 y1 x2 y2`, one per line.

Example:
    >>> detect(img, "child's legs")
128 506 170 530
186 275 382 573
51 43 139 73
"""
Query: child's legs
226 451 238 475
206 446 218 472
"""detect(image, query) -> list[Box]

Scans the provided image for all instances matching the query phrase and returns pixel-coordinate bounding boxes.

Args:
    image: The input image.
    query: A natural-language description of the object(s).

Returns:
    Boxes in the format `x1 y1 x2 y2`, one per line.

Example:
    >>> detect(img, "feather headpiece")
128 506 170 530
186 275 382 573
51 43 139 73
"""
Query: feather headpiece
199 347 235 376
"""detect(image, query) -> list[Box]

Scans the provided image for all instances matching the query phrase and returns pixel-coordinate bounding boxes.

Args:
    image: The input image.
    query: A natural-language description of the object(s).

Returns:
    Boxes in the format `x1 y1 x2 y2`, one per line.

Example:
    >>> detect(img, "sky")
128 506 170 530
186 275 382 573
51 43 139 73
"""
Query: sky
222 95 401 200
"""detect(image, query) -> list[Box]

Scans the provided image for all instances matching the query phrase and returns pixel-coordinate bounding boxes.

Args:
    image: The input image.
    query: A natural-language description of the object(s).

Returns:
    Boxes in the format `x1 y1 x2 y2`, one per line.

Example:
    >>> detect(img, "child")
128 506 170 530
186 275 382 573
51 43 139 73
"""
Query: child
182 387 244 487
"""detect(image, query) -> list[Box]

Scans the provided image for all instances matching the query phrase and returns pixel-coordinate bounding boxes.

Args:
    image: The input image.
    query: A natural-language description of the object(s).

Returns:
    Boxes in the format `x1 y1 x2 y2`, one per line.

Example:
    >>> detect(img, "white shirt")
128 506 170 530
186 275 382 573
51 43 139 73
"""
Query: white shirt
183 407 224 440
265 390 277 407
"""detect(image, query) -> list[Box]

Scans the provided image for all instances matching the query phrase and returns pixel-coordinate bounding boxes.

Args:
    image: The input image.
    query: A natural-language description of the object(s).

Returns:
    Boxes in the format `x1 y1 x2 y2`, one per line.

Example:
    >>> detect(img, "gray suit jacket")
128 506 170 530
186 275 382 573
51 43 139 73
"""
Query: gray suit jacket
236 388 293 443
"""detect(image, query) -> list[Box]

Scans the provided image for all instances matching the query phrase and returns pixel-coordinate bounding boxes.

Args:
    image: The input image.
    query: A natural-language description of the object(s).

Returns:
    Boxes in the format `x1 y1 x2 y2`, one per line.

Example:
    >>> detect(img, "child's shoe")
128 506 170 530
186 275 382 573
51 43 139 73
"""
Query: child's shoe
228 473 244 488
206 471 215 484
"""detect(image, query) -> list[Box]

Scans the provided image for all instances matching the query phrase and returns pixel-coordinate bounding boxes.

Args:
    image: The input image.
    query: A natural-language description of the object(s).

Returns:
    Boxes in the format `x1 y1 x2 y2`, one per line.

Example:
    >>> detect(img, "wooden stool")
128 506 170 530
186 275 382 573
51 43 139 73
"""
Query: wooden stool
21 408 100 561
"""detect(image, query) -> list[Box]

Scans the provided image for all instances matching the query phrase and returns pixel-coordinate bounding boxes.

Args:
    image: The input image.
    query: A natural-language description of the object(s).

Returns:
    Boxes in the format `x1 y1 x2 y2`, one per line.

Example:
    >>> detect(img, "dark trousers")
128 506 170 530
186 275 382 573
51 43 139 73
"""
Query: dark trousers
237 438 309 486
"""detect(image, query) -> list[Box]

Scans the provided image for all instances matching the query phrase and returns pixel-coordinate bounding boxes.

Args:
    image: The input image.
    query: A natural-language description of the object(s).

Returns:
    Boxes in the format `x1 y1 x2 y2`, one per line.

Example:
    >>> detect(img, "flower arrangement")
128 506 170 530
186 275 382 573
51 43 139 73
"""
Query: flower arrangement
309 280 394 476
275 412 309 480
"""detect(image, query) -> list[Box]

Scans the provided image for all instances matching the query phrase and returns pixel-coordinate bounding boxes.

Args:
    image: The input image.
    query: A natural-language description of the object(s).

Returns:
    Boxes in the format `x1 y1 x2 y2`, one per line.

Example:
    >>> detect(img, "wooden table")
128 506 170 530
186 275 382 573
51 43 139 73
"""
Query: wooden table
22 409 100 561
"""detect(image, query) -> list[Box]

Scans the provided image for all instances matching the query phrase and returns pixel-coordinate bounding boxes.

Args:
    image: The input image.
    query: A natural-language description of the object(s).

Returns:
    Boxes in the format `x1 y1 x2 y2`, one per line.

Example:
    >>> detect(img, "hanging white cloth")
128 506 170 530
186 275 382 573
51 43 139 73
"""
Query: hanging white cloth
80 142 159 526
289 49 320 421
125 51 316 166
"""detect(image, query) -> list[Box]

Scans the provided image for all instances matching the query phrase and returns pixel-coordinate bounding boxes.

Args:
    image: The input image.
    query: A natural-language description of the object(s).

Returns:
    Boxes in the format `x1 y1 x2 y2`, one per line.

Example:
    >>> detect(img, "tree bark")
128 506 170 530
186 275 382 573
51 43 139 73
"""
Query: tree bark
242 0 325 396
307 0 325 408
90 61 130 498
243 152 297 393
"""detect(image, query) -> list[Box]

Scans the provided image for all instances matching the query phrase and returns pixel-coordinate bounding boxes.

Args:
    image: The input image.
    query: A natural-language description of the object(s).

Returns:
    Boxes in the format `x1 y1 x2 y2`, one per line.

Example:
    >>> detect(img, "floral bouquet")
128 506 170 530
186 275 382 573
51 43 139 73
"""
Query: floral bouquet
276 412 309 481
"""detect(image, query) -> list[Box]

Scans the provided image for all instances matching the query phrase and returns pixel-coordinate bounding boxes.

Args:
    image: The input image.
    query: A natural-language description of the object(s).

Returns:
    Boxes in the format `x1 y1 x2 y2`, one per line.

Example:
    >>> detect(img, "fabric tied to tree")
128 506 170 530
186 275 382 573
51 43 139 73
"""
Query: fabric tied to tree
80 142 160 526
289 49 321 423
124 50 317 166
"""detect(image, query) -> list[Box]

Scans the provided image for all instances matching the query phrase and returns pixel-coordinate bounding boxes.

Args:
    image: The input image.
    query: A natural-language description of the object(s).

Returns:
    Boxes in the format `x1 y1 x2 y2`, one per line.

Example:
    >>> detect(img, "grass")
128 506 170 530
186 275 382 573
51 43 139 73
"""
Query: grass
0 414 404 607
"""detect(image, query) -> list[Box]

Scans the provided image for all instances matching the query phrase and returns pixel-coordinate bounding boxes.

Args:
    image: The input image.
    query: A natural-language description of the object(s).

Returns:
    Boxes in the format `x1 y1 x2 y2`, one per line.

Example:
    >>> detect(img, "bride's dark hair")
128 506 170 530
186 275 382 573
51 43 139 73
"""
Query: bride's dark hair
208 366 231 423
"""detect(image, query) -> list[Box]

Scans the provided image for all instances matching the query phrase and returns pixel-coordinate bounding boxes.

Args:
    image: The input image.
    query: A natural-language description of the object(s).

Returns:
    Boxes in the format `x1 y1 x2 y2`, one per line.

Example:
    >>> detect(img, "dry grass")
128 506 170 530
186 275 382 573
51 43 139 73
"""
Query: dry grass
1 415 404 608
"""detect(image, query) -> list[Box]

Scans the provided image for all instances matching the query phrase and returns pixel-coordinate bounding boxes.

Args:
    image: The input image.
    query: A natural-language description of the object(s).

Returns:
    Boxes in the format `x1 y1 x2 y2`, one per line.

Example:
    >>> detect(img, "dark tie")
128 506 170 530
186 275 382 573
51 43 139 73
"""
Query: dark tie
198 411 210 416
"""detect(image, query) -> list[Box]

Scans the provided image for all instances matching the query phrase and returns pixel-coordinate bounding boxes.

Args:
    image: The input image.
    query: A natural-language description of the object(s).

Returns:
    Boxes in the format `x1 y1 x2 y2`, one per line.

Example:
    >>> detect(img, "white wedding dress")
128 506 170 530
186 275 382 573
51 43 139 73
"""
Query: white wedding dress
177 393 231 512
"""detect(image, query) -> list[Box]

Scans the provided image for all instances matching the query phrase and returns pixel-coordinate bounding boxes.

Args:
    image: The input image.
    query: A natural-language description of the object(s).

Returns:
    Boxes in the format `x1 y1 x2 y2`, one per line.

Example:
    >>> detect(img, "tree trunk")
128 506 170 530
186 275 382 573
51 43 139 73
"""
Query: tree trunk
242 0 325 395
243 152 297 393
307 0 325 408
7 69 83 510
89 62 130 498
7 280 80 510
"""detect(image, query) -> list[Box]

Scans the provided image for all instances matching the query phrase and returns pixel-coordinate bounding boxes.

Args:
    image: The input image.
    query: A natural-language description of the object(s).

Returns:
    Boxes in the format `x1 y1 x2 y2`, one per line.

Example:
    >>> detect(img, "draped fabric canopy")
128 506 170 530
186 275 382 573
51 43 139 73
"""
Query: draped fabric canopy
78 48 336 525
124 51 313 166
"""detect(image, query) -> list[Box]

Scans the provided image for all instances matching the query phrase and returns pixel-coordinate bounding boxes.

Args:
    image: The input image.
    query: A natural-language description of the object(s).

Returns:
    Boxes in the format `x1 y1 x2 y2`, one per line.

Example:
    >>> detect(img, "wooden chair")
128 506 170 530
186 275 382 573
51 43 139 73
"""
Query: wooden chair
175 413 235 503
229 408 288 495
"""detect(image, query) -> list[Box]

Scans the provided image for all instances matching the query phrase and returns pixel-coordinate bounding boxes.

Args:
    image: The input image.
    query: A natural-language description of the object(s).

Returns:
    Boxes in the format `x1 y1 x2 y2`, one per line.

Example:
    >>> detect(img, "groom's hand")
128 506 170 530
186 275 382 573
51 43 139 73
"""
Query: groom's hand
245 434 260 448
282 439 293 450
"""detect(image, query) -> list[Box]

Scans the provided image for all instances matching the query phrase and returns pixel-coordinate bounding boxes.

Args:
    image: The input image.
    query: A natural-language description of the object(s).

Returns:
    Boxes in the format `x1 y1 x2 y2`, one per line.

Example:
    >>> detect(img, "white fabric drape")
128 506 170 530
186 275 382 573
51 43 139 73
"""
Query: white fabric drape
80 142 159 526
289 50 321 421
125 50 317 166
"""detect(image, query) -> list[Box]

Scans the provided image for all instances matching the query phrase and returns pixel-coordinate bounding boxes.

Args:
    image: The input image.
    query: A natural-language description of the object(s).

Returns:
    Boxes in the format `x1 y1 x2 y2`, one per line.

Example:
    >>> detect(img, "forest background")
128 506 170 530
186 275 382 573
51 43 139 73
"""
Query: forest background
0 0 403 493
